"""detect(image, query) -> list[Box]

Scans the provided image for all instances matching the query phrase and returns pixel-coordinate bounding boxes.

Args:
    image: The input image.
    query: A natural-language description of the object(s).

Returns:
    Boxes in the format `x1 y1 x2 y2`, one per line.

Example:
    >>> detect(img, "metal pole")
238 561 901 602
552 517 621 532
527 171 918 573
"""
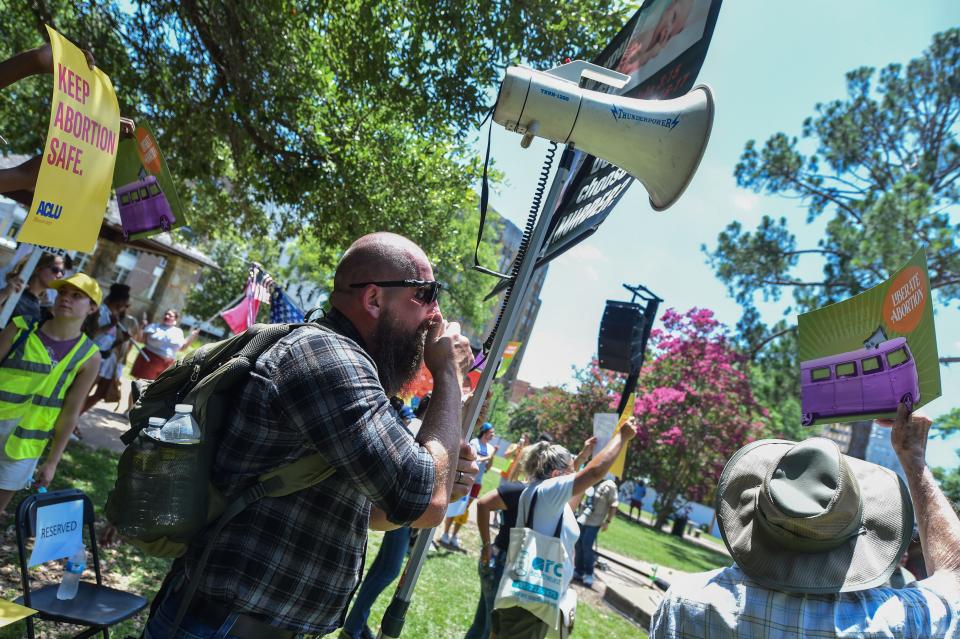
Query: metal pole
0 244 42 327
378 146 576 639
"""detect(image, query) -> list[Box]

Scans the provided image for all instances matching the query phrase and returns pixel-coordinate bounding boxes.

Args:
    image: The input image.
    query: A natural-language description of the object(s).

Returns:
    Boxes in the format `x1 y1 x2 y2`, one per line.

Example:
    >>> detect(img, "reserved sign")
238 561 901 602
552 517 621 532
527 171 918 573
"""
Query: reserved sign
28 500 83 567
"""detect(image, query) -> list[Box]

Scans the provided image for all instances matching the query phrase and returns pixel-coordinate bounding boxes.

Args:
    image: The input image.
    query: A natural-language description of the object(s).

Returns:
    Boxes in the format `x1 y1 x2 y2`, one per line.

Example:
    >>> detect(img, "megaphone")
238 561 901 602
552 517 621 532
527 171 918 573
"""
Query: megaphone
493 60 714 211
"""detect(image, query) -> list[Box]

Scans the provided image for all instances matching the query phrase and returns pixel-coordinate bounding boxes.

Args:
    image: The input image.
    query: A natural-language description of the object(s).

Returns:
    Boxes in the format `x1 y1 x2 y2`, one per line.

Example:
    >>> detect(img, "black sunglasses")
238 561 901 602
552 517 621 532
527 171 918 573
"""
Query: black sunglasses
349 279 444 305
50 266 64 275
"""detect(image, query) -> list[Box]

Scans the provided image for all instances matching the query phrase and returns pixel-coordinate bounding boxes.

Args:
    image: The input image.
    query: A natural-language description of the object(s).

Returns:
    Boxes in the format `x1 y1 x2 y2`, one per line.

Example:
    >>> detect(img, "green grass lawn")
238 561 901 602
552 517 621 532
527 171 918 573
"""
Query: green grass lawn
599 513 731 574
481 455 729 575
1 445 644 638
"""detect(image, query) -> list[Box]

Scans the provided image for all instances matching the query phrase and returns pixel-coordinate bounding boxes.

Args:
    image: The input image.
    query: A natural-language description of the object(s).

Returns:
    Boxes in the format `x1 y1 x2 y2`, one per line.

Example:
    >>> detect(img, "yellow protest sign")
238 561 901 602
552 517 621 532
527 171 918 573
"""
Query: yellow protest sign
609 392 635 479
0 599 36 627
18 25 120 252
495 341 522 379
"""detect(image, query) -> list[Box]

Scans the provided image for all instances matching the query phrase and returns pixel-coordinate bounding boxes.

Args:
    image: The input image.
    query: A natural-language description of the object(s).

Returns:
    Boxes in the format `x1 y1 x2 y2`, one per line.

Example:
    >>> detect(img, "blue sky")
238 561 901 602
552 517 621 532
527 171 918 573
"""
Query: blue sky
475 1 960 469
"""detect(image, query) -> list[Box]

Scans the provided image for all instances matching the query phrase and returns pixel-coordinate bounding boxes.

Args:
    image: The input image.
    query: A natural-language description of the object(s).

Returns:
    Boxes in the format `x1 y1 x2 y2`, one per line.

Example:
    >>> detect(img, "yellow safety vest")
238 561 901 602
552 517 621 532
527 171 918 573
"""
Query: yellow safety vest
0 316 97 460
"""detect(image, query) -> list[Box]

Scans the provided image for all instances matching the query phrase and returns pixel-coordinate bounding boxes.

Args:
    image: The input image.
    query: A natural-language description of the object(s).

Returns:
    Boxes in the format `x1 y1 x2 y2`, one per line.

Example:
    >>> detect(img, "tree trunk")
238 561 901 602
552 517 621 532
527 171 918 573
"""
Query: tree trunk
846 420 874 459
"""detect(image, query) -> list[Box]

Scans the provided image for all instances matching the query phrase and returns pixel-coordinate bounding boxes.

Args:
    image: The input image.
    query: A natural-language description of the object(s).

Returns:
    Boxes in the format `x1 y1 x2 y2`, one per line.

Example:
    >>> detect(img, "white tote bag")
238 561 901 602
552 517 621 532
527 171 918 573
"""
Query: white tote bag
493 485 578 638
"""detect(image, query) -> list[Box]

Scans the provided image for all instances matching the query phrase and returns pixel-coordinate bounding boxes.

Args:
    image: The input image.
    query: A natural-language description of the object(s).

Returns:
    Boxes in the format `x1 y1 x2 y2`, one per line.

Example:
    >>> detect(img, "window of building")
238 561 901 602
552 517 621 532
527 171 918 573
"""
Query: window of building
112 248 140 284
72 243 97 274
145 257 168 299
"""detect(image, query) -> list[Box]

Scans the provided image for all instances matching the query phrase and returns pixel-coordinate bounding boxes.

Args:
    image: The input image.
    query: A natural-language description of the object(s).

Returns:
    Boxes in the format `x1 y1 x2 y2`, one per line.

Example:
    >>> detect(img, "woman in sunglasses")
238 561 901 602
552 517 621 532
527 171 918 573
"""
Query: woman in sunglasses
0 252 65 326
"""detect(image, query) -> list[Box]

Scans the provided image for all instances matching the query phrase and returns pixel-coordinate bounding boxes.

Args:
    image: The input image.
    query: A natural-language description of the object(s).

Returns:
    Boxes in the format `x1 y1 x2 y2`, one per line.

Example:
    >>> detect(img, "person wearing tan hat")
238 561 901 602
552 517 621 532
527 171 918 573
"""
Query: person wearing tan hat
0 273 102 516
651 404 960 638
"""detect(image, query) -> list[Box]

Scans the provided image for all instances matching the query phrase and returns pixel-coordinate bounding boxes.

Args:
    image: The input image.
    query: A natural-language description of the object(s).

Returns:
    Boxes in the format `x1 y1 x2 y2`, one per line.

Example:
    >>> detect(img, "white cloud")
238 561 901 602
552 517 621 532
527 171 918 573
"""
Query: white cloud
732 191 759 212
563 243 608 263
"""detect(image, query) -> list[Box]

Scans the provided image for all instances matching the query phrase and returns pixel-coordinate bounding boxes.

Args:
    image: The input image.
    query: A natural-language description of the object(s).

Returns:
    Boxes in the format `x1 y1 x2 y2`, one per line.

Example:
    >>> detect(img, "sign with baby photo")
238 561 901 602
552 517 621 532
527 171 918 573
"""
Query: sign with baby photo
797 249 941 426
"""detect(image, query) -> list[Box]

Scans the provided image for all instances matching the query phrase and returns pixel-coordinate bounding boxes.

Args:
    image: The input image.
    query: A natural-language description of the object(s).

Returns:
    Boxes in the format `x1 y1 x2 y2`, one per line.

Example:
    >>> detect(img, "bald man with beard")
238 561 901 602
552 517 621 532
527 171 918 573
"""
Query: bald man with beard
144 233 479 639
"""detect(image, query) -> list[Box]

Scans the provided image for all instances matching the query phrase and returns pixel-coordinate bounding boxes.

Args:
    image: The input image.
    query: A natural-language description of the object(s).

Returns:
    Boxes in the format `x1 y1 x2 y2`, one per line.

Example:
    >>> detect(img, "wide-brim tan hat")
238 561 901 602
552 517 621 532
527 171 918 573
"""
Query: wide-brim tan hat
716 437 913 594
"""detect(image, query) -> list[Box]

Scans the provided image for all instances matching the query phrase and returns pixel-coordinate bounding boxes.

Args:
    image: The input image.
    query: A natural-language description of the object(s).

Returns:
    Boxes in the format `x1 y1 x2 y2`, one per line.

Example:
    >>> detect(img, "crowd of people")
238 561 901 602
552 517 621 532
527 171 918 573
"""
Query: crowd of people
0 233 957 639
0 249 199 514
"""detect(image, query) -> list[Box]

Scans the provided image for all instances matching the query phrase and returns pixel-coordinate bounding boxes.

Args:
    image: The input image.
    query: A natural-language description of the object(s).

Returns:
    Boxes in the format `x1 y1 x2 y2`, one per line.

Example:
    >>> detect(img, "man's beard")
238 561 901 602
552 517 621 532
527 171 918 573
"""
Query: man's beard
370 309 429 396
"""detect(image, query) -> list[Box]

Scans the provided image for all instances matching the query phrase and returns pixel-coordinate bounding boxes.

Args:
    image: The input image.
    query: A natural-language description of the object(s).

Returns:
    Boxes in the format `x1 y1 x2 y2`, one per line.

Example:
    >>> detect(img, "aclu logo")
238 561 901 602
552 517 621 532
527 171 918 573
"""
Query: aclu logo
35 199 63 220
609 106 680 131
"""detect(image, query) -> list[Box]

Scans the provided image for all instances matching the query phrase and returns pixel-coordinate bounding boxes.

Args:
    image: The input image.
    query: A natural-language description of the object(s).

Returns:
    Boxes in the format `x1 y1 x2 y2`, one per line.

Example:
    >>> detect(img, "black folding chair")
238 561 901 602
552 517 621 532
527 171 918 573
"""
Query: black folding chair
14 488 148 639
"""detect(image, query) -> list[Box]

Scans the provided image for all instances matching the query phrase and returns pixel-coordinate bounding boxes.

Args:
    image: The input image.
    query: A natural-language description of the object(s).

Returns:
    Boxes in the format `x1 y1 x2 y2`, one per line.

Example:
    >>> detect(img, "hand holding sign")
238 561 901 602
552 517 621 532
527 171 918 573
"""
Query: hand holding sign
609 393 637 478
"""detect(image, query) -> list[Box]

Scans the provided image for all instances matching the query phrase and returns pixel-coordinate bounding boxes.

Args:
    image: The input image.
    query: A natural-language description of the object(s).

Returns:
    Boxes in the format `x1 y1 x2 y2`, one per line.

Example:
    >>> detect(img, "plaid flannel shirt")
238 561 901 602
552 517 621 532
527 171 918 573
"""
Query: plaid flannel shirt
182 310 436 634
651 565 960 638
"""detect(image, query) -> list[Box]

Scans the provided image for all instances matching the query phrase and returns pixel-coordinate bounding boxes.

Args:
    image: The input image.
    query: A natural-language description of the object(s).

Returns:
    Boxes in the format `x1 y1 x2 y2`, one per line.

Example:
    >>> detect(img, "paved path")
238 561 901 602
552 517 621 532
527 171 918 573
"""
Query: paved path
74 380 134 454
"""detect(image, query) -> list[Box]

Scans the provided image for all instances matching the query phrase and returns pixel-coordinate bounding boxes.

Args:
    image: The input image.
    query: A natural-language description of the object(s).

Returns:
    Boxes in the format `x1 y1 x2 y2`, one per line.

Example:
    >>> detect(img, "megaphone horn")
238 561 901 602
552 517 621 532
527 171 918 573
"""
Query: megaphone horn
493 62 715 211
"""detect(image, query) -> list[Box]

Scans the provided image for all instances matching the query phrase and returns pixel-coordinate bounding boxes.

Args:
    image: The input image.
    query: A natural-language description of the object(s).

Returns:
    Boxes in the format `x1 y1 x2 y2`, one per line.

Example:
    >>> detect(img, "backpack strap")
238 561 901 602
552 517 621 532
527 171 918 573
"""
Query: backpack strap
172 322 339 634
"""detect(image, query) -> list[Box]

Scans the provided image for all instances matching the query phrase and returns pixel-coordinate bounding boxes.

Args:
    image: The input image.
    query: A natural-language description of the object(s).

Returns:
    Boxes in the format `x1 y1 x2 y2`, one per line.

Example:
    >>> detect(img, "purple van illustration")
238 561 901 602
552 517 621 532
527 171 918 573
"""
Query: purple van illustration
116 175 175 241
800 337 919 426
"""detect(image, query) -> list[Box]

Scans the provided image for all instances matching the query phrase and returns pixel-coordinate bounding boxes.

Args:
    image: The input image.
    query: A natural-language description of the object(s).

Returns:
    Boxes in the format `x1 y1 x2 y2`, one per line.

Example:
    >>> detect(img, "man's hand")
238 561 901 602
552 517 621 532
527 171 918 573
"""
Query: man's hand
423 316 473 380
620 416 638 441
876 403 931 470
450 441 479 501
583 436 598 452
33 43 96 73
32 462 56 489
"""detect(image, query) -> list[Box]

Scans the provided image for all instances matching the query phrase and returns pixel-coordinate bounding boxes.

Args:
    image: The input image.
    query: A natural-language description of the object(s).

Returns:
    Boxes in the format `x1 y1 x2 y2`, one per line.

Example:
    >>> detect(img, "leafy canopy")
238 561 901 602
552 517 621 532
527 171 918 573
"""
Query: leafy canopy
1 0 634 327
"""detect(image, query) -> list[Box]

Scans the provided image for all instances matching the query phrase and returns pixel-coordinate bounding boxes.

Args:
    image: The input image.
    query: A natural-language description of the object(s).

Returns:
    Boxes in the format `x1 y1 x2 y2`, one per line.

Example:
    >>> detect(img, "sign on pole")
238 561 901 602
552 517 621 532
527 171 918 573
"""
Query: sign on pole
540 0 723 268
17 25 120 252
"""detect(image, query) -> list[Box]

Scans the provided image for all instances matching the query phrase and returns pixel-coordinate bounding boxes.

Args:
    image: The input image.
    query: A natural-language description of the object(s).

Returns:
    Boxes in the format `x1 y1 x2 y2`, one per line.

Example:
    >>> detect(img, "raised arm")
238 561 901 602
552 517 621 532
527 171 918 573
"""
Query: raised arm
572 419 637 499
878 404 960 585
573 436 598 469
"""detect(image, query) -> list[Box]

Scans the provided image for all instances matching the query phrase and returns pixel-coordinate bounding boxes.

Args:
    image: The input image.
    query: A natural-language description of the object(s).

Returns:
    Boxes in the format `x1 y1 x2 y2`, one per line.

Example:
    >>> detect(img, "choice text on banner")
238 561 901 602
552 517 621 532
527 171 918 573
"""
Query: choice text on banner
18 25 120 252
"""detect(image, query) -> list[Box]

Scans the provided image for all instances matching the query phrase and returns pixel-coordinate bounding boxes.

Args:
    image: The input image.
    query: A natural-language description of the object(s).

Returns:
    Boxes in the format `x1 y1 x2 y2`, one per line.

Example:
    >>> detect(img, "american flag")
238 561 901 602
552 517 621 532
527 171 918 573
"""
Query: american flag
269 287 305 324
248 266 273 303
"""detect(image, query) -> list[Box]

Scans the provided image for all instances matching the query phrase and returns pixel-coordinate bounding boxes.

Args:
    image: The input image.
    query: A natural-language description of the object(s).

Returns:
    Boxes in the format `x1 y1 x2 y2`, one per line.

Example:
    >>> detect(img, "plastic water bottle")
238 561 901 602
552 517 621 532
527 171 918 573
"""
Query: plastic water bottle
57 546 86 600
143 416 166 440
158 404 201 443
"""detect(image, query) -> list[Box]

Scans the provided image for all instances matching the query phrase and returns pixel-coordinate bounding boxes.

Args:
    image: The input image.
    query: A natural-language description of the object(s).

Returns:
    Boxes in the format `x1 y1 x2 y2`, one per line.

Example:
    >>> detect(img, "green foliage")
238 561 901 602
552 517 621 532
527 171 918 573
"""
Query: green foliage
1 0 633 330
506 396 541 441
932 453 960 512
482 381 510 433
182 231 280 323
505 362 623 453
932 407 960 439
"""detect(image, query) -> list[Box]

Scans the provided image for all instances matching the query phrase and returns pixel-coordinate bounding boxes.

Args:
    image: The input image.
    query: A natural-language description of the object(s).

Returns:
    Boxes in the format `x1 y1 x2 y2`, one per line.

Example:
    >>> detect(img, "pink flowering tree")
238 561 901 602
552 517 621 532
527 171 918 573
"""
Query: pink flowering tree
630 308 766 528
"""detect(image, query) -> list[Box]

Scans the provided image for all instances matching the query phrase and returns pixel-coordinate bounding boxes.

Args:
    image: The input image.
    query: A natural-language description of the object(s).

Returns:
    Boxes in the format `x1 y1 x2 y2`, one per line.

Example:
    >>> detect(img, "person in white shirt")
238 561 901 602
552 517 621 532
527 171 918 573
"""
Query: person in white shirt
467 419 637 639
130 308 198 381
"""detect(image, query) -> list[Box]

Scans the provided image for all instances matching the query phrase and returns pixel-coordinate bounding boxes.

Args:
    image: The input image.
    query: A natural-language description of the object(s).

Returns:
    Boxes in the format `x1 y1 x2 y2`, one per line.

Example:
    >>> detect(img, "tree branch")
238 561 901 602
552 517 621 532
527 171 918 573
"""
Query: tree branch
750 325 798 360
